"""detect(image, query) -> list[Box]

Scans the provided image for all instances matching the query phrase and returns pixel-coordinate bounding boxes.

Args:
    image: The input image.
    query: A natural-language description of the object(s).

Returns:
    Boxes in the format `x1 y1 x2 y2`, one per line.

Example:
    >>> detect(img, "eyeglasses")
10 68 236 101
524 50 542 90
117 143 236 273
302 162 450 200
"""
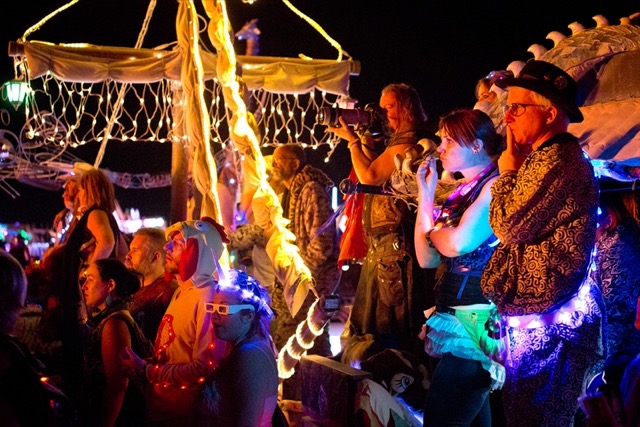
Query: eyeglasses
205 302 255 316
503 103 547 117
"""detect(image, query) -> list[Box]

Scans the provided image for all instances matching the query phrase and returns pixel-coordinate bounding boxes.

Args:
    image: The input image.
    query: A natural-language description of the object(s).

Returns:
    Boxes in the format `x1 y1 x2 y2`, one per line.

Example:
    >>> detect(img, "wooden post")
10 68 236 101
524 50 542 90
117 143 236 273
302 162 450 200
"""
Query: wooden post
169 82 188 224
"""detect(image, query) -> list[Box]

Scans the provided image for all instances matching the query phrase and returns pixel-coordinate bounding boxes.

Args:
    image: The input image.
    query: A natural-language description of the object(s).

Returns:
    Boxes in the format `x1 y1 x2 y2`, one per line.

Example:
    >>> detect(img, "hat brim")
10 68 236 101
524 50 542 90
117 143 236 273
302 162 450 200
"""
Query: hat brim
496 77 584 123
598 177 639 193
56 173 81 181
56 161 94 180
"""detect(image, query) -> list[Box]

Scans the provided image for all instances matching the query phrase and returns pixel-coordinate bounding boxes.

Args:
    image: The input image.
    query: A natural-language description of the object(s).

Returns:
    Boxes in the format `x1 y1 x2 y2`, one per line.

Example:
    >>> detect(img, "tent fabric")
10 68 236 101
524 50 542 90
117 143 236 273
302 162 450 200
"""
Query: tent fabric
175 0 223 245
21 40 351 95
570 99 640 164
539 24 640 83
535 23 640 168
201 0 313 317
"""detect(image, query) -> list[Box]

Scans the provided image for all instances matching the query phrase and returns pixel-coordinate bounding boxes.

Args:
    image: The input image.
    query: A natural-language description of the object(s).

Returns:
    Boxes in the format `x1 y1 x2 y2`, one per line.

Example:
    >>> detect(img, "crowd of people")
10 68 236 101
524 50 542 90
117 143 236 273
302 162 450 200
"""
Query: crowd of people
1 58 639 427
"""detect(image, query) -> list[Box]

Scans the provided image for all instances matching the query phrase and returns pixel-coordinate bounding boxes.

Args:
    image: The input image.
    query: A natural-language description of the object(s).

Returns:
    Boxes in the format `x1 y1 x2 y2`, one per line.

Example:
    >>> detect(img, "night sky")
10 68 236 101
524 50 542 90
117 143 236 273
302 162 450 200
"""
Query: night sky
1 0 635 226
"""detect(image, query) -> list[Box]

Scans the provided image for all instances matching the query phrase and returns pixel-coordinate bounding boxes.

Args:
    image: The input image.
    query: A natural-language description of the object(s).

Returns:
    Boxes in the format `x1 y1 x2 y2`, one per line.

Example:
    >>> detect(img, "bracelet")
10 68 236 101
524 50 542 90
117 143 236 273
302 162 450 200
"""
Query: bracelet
347 137 360 149
425 228 436 248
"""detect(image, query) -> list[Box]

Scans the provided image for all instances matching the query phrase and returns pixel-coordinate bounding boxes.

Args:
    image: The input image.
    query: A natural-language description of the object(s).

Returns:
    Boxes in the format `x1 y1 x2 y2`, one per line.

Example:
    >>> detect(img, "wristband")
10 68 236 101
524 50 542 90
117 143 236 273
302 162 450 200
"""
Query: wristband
347 137 360 149
425 228 436 248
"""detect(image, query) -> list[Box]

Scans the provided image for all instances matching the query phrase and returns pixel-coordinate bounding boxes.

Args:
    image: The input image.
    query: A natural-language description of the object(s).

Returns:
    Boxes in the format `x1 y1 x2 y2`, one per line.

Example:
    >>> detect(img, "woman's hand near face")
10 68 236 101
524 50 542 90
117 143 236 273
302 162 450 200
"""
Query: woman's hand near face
414 155 441 268
416 156 438 201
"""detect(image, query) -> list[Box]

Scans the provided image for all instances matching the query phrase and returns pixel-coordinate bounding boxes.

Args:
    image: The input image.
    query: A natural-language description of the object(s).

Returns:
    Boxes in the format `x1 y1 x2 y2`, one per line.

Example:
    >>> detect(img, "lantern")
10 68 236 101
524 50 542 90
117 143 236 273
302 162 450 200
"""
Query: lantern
2 79 29 110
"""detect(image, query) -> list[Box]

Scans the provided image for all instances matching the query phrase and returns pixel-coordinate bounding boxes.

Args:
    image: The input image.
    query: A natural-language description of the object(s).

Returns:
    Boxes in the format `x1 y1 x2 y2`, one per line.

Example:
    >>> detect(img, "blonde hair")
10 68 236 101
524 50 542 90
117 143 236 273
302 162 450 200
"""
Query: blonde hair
381 83 428 131
79 169 116 212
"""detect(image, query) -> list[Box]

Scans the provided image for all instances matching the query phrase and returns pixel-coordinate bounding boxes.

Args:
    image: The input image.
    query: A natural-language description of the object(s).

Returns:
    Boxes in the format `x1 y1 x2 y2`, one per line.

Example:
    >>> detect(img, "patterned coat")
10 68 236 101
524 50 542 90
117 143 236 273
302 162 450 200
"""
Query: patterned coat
481 132 599 316
284 164 340 296
269 164 339 359
480 132 604 427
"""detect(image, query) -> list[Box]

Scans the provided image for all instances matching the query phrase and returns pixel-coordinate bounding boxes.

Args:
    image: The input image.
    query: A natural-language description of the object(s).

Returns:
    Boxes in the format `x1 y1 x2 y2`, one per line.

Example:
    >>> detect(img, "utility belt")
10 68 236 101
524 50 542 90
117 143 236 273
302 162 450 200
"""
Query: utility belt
367 233 404 255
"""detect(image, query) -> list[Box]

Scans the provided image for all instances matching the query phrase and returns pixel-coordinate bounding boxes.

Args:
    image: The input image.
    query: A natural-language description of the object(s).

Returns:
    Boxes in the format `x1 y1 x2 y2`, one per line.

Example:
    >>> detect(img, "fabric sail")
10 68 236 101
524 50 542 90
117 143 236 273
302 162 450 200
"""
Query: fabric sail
16 1 353 315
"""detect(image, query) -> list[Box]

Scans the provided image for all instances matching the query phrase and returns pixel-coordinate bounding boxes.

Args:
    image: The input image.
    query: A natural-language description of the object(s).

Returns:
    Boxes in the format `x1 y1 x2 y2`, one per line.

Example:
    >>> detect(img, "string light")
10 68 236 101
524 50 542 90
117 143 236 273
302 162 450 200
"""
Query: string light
504 278 594 329
295 322 316 350
276 298 336 379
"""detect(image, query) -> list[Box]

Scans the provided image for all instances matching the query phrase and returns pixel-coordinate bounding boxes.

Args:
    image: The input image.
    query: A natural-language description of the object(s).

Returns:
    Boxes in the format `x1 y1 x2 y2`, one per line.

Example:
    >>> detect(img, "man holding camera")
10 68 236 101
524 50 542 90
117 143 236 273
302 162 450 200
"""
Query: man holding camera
327 83 438 364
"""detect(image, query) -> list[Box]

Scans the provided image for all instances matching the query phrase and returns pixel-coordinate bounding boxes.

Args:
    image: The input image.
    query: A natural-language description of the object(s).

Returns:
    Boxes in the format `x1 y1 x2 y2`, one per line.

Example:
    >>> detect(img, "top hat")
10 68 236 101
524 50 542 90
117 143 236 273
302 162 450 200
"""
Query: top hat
495 60 584 123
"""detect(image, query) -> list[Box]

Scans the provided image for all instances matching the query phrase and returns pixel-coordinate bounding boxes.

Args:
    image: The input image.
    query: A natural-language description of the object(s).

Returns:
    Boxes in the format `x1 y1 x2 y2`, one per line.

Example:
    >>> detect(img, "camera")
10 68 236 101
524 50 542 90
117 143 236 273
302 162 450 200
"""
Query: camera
317 103 386 135
321 294 342 312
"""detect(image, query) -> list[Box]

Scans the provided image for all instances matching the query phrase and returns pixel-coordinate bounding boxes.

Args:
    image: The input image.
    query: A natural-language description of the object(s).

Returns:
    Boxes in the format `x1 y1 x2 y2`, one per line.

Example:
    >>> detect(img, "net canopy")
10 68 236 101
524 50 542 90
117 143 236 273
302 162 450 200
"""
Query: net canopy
5 0 357 342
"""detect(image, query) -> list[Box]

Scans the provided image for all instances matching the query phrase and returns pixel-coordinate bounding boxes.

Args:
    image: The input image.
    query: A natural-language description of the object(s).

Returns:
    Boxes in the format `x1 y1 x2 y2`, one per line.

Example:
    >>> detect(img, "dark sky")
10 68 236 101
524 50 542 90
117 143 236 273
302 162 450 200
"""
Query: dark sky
1 0 635 226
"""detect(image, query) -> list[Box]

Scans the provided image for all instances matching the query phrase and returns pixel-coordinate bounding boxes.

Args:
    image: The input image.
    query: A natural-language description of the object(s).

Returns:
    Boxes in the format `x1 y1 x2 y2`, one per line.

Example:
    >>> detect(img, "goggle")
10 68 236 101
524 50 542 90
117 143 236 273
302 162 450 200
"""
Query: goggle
205 303 255 316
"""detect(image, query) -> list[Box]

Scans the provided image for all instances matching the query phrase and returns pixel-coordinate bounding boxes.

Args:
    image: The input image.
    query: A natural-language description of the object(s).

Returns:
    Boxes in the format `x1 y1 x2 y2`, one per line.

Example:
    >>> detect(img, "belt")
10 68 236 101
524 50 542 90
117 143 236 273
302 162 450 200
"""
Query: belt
504 279 593 329
435 304 505 339
448 266 483 277
435 304 456 315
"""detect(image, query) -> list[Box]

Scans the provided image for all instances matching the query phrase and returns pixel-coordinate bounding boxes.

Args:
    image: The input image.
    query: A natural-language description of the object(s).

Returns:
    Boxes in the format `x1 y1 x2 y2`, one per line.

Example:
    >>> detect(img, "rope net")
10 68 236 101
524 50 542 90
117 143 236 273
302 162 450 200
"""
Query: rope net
17 69 343 189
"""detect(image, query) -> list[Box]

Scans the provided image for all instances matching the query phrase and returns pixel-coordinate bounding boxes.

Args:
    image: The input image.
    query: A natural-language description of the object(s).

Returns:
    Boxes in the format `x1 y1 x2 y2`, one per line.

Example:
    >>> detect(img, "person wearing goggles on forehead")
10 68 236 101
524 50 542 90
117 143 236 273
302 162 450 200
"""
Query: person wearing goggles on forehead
191 269 279 427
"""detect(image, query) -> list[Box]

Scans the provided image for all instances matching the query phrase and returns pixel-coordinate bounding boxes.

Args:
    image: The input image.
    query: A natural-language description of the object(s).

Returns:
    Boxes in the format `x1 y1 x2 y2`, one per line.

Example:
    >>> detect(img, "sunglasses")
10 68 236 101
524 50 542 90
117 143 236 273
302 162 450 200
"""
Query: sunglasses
205 303 255 316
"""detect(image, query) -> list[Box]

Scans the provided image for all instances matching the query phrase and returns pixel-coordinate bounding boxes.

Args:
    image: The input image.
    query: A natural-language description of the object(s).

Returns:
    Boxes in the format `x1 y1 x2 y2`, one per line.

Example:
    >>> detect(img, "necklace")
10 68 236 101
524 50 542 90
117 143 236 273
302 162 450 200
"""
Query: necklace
433 162 498 229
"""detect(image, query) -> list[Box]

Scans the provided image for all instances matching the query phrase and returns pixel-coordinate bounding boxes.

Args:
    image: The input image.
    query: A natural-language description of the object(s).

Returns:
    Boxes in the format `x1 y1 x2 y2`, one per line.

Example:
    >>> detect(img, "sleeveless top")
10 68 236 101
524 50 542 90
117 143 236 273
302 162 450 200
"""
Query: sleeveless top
72 206 129 267
433 164 499 306
192 336 278 427
364 129 438 238
82 301 153 426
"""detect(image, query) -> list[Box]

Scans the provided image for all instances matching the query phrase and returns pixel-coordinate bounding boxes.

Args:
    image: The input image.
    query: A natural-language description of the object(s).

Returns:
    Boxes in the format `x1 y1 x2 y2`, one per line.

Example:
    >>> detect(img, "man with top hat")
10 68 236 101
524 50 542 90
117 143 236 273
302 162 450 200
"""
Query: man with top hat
120 217 229 426
480 60 604 426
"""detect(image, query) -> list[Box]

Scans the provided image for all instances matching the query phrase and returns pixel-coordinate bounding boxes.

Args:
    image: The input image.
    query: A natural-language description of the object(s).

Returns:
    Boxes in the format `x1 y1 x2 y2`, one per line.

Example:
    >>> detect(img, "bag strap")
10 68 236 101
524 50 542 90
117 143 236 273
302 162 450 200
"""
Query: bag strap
106 310 154 358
